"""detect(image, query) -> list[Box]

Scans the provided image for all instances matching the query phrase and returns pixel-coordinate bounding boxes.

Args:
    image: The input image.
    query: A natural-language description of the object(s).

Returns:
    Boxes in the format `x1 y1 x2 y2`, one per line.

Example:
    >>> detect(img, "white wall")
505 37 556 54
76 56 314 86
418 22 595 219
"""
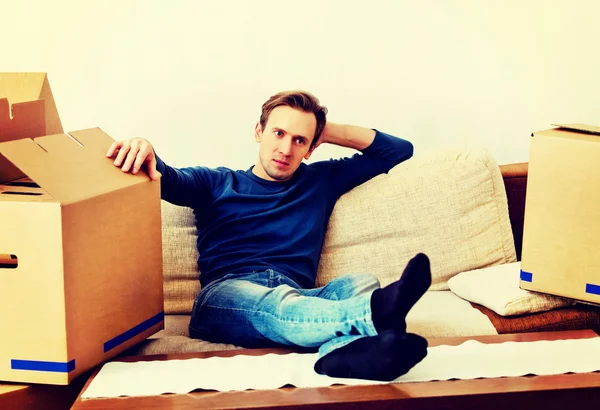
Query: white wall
2 0 600 168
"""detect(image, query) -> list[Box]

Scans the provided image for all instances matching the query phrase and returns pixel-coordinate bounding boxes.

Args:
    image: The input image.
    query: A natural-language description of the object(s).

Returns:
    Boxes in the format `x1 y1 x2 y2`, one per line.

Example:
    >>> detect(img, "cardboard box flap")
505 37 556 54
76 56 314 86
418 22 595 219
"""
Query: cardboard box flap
0 98 46 142
0 72 63 136
551 123 600 136
38 74 63 135
0 97 46 184
0 73 46 104
0 128 150 204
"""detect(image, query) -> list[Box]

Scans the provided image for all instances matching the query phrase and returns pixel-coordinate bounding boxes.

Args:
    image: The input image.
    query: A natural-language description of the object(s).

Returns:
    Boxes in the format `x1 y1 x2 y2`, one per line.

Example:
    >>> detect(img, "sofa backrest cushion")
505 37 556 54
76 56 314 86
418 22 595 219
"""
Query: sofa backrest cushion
316 146 516 290
162 201 200 314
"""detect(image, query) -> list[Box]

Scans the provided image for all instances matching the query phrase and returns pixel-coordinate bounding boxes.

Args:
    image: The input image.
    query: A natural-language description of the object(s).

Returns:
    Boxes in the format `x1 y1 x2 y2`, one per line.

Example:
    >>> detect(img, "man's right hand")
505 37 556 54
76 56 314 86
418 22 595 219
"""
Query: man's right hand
106 138 161 181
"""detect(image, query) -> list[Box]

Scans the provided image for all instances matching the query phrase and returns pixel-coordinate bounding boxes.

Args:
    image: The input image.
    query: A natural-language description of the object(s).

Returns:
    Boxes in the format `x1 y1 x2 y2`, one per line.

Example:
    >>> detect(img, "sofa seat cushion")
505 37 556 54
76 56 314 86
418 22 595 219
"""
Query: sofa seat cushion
127 293 600 356
406 291 498 338
124 335 241 356
151 314 192 337
123 315 241 356
129 291 498 356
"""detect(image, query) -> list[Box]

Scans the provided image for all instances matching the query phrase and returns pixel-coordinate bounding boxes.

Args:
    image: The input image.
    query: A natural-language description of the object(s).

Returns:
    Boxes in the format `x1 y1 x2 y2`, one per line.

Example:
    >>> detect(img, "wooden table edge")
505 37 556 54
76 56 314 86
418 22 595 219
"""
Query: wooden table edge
71 329 600 409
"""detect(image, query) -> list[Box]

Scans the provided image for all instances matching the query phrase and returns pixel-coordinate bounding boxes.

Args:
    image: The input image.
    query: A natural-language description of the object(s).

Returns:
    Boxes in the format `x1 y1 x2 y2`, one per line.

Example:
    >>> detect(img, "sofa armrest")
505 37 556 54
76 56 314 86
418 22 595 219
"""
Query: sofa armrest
499 162 528 261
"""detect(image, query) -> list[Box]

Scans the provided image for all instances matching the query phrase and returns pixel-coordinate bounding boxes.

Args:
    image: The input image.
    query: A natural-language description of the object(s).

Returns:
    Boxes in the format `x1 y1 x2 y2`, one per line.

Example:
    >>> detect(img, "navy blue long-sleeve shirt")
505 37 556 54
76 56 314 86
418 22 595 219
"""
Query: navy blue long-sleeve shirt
156 130 413 288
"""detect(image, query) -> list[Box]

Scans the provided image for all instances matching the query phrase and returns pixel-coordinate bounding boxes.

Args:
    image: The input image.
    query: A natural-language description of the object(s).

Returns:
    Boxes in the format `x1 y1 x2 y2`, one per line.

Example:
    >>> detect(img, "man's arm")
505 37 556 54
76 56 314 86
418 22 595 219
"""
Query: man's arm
155 156 218 208
304 123 376 160
107 137 216 208
321 123 377 151
308 122 413 198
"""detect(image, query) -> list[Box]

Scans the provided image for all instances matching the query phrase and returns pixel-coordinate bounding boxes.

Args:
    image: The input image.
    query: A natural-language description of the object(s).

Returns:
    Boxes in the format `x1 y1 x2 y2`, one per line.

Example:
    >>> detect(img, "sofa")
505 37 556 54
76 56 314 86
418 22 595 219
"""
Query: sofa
126 147 600 356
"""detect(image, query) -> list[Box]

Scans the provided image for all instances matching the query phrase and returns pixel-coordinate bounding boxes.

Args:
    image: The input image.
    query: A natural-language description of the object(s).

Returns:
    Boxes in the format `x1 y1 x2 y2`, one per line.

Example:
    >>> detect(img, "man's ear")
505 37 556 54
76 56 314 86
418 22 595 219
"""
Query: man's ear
254 123 262 143
304 146 316 160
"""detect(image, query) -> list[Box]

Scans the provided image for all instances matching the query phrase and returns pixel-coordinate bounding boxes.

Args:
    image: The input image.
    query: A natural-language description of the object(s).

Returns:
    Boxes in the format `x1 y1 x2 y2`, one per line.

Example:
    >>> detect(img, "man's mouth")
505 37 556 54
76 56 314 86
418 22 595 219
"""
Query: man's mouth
273 159 289 167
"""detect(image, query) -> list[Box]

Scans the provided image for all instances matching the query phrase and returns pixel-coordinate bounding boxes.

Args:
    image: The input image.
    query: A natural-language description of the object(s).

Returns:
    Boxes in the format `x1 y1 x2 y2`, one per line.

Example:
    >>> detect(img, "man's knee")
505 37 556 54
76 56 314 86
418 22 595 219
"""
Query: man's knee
344 273 380 293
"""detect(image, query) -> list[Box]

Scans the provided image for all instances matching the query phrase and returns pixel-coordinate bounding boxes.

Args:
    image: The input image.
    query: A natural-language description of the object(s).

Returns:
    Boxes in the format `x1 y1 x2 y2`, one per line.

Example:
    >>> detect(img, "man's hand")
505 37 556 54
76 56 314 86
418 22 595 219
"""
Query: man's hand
304 122 376 160
106 138 161 181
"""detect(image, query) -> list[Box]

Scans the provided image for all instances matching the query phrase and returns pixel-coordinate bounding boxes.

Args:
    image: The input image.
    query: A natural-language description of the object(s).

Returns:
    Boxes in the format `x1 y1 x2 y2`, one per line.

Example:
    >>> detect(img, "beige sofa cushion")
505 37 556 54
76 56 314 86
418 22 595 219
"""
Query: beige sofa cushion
162 201 200 314
129 291 497 355
130 291 497 356
125 315 242 356
316 147 516 290
406 291 498 338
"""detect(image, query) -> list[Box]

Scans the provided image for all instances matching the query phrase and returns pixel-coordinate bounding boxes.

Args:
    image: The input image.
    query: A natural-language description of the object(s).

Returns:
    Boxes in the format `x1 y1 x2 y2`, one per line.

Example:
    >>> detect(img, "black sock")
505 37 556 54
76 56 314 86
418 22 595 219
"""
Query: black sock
314 330 428 381
370 253 432 333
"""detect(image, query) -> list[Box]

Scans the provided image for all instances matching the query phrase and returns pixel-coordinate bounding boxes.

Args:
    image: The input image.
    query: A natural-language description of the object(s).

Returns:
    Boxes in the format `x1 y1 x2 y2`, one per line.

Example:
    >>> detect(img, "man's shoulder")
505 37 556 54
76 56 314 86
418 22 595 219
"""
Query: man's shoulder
296 162 333 181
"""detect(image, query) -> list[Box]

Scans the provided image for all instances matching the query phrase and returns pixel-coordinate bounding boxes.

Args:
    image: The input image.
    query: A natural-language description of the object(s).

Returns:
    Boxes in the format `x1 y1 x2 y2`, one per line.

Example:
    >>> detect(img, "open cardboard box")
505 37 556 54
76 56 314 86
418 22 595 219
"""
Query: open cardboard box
0 73 164 385
520 124 600 306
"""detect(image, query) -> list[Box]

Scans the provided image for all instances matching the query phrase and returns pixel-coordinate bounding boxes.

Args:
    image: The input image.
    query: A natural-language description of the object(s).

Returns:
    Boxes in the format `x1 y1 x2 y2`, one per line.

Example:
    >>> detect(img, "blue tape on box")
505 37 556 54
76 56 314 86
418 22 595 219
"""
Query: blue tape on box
11 359 75 373
104 311 164 353
520 270 533 282
586 283 600 296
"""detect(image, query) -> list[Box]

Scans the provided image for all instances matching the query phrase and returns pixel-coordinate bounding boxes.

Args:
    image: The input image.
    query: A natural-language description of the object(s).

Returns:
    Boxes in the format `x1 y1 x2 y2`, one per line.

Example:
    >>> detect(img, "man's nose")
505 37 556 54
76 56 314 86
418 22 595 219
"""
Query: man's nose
279 138 293 156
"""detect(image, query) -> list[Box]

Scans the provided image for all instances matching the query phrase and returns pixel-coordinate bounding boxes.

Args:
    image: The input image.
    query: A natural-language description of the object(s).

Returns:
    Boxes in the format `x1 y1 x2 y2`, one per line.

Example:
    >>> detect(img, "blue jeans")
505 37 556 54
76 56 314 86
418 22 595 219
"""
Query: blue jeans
189 269 380 357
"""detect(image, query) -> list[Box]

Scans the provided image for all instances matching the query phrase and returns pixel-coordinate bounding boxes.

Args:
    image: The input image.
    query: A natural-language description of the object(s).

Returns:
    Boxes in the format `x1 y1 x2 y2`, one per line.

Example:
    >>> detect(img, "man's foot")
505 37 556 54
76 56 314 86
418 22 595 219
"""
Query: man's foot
314 330 428 381
370 253 432 333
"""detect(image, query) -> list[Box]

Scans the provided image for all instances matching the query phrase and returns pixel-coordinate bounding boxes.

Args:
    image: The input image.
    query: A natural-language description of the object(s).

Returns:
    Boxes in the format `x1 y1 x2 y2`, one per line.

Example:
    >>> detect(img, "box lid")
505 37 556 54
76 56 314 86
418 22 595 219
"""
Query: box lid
551 123 600 135
0 128 152 204
532 124 600 143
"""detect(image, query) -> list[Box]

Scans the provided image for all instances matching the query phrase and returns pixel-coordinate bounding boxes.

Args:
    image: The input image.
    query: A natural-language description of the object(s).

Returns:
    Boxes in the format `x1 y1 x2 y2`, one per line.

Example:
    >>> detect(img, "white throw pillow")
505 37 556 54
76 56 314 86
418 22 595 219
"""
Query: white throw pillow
448 262 575 316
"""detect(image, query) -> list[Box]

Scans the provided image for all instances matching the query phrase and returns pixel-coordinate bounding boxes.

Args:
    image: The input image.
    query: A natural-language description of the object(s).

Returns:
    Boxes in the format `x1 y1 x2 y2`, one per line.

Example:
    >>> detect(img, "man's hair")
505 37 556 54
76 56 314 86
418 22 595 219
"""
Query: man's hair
259 90 328 149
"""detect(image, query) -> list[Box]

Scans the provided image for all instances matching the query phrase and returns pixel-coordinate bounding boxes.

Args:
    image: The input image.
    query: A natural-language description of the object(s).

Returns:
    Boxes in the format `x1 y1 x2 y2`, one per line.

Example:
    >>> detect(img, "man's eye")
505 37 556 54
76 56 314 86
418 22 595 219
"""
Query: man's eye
295 138 305 145
274 130 282 136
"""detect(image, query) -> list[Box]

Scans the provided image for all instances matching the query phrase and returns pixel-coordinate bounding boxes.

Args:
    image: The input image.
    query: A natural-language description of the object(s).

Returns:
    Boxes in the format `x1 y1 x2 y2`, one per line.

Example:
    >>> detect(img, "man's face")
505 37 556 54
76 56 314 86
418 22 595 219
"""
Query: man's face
253 105 316 181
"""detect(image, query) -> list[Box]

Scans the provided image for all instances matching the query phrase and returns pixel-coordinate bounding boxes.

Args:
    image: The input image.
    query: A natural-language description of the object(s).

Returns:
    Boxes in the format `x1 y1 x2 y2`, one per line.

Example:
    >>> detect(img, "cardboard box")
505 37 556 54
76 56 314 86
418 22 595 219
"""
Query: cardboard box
0 75 164 384
520 124 600 305
0 128 164 385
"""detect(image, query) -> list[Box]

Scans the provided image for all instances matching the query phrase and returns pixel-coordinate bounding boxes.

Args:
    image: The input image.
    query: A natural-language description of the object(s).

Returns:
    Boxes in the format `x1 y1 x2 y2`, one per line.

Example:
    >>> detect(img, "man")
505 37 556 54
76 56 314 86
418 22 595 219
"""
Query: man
106 91 432 381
